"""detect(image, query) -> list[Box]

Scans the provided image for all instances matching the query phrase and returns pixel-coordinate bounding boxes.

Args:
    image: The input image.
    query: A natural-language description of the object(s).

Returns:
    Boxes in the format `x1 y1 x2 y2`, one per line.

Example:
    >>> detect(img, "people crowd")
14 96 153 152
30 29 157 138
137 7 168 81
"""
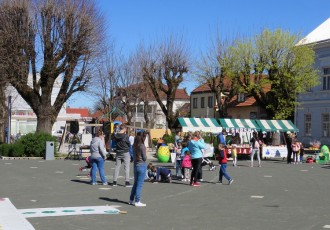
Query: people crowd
83 126 311 208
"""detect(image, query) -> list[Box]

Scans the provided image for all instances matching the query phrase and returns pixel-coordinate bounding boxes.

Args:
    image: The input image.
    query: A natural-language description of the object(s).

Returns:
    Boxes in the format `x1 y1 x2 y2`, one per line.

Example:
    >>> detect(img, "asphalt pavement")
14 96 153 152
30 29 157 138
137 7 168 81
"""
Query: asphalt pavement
1 154 330 230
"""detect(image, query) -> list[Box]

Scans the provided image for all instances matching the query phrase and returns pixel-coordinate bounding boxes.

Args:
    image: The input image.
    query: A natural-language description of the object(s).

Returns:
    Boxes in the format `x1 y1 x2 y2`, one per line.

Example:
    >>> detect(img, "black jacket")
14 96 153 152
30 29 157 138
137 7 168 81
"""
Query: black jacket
114 133 130 155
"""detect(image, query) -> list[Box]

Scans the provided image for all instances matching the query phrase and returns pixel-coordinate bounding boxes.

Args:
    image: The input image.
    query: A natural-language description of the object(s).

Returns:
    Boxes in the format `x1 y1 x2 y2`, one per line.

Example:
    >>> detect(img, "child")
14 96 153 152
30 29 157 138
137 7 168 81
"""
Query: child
175 142 183 178
292 138 300 165
146 163 156 181
79 156 92 176
232 144 237 167
150 166 172 183
218 144 234 185
181 150 192 182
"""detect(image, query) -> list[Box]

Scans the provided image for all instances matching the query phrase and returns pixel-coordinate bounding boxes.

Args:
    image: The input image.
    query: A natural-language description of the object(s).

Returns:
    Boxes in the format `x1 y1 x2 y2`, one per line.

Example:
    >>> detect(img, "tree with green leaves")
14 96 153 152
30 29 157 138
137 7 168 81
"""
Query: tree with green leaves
0 0 104 134
231 29 319 119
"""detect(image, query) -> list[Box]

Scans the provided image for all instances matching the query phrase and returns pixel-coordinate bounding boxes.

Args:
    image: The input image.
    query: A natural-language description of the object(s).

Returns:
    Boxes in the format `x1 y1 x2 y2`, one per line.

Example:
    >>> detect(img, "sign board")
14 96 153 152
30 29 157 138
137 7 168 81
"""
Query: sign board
262 146 287 158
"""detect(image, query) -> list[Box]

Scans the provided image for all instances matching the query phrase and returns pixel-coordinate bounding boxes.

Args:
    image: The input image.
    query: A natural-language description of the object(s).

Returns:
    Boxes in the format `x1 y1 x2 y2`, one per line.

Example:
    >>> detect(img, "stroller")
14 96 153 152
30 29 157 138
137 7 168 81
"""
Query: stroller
202 144 216 171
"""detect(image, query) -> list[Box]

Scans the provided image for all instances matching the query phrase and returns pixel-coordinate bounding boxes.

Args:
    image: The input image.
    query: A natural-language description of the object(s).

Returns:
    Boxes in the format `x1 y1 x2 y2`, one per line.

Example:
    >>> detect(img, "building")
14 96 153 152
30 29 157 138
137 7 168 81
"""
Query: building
5 74 90 137
190 83 268 119
296 18 330 145
116 83 190 129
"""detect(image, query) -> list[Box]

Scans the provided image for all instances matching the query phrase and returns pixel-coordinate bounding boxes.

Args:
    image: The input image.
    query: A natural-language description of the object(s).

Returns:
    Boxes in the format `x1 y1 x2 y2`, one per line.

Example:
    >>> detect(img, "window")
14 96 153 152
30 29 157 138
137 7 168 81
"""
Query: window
322 68 330 90
322 113 330 137
237 93 245 102
201 97 205 108
250 112 257 119
208 96 213 108
304 114 311 136
193 98 198 108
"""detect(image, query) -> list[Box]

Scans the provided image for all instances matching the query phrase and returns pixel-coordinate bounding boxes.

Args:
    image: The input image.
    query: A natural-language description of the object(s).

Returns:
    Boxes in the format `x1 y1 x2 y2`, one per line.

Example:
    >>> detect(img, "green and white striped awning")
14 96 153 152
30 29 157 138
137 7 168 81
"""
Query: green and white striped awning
255 120 299 132
219 118 260 132
175 118 222 133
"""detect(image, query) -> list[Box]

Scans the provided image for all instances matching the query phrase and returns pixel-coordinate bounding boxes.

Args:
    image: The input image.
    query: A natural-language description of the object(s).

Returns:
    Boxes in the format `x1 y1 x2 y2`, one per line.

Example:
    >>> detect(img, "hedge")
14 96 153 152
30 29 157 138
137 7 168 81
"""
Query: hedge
0 132 57 157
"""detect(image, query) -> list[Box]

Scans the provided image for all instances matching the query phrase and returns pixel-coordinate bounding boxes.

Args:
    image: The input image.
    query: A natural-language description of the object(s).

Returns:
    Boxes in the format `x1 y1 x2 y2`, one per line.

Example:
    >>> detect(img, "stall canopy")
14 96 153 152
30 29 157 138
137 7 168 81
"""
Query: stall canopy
175 118 222 133
219 118 260 132
255 120 299 132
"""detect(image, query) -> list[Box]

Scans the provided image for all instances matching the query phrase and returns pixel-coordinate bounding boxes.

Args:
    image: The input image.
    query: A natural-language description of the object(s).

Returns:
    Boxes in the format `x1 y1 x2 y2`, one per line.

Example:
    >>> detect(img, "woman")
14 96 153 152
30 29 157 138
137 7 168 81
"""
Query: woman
90 130 107 185
188 131 205 187
129 135 147 207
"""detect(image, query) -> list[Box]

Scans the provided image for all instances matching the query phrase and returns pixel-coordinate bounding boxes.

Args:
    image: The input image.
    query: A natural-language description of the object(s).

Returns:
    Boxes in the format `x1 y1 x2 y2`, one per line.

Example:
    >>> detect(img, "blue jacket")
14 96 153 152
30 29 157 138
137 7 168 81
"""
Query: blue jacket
181 147 189 157
188 139 205 159
156 167 171 181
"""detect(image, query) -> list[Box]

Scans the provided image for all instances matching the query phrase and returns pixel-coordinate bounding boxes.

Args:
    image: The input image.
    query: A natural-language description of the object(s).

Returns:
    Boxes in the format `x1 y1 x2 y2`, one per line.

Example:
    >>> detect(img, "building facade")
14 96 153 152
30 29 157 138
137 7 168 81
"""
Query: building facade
190 83 267 119
296 18 330 145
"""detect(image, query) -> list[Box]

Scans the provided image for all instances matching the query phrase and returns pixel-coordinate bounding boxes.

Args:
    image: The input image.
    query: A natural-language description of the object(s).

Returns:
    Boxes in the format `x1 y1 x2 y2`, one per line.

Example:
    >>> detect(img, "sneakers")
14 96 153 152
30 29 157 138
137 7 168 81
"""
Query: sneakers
191 182 201 187
229 179 234 185
128 200 133 205
198 179 203 182
112 181 117 187
90 182 97 185
125 182 133 187
135 201 146 207
102 182 108 186
217 181 222 184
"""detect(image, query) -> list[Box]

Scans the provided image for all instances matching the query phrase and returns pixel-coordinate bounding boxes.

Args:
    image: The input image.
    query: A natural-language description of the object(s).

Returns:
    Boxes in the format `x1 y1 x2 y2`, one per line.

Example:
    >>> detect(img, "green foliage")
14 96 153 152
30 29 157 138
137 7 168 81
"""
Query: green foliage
231 28 320 119
19 132 57 157
162 134 175 144
0 143 24 157
0 133 58 157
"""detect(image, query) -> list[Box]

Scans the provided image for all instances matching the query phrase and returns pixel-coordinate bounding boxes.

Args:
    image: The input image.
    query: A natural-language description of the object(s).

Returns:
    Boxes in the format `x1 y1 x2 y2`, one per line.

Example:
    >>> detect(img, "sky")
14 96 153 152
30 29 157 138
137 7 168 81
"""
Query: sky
67 0 330 108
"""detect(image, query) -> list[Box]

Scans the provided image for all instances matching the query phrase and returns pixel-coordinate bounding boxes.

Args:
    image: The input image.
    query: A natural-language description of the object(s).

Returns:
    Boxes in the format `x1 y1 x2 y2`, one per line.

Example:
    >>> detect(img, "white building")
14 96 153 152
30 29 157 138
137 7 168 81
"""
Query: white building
296 18 330 145
5 74 80 136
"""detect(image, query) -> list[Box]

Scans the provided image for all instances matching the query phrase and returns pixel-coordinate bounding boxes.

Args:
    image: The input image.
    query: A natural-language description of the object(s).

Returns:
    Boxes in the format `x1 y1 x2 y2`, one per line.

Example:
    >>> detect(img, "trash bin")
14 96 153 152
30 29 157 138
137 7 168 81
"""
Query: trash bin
45 141 55 160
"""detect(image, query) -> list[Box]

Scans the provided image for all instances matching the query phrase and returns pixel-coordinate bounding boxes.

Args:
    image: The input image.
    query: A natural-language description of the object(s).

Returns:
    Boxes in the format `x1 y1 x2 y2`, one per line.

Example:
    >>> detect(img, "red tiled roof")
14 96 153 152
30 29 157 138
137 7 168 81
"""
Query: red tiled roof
119 82 189 100
232 96 257 107
66 108 90 117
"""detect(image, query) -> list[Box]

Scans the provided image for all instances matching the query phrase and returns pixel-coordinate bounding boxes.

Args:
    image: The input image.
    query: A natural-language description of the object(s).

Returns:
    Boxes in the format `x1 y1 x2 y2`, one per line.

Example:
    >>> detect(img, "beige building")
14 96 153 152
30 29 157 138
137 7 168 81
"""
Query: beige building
190 83 268 119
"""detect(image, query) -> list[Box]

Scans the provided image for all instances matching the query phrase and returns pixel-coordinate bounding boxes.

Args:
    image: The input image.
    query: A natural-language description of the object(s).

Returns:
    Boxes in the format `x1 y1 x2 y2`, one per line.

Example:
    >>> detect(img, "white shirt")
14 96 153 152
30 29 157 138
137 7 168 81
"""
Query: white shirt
129 136 135 146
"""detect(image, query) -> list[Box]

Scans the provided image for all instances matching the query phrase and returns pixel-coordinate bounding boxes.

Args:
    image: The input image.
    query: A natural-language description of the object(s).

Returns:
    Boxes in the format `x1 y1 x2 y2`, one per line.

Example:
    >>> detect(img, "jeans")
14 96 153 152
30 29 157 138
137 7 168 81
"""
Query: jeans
113 152 130 182
250 148 261 167
130 163 147 202
175 159 182 176
190 158 202 184
91 157 107 184
219 163 231 182
129 145 133 161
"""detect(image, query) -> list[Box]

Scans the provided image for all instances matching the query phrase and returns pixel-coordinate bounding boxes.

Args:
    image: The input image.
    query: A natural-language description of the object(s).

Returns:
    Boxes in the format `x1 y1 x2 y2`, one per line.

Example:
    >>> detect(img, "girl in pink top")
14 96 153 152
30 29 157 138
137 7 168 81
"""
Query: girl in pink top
181 150 192 182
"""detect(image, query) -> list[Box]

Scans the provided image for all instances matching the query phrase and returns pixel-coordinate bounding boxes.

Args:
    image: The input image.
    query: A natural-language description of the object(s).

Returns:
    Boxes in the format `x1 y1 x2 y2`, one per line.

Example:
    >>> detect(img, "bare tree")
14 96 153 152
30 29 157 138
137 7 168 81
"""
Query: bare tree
196 37 240 118
0 0 104 133
138 36 190 130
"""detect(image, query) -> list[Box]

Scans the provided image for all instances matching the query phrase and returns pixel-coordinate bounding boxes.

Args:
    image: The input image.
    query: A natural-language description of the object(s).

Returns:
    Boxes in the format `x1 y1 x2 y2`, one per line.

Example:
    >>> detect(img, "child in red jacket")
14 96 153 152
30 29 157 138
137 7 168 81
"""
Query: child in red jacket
218 144 234 185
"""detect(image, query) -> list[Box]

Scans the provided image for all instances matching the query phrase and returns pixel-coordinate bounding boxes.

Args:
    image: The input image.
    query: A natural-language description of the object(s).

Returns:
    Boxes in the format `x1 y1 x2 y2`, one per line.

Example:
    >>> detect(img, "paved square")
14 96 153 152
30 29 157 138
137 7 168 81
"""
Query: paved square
1 158 330 230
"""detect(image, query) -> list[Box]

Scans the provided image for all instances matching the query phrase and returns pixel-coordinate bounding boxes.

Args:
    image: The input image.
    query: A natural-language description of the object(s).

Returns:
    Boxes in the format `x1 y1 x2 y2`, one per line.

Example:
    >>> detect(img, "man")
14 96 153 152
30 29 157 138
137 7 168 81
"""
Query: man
112 124 132 187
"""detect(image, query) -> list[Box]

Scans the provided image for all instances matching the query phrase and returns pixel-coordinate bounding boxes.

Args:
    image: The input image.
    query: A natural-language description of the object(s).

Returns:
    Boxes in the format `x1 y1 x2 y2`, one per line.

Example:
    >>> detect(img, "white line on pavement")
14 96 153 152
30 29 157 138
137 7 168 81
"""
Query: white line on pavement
250 196 264 199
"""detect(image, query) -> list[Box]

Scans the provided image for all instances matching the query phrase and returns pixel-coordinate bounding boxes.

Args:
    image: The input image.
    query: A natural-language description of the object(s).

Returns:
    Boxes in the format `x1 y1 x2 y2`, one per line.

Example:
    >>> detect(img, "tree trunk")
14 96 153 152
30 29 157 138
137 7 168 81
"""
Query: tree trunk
36 110 56 134
0 85 7 143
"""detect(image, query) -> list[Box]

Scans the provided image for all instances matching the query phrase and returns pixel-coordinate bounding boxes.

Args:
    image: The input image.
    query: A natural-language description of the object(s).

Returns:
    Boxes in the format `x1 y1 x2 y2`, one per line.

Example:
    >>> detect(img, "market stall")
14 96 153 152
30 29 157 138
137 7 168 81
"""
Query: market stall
255 119 299 159
174 117 222 133
218 118 260 155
